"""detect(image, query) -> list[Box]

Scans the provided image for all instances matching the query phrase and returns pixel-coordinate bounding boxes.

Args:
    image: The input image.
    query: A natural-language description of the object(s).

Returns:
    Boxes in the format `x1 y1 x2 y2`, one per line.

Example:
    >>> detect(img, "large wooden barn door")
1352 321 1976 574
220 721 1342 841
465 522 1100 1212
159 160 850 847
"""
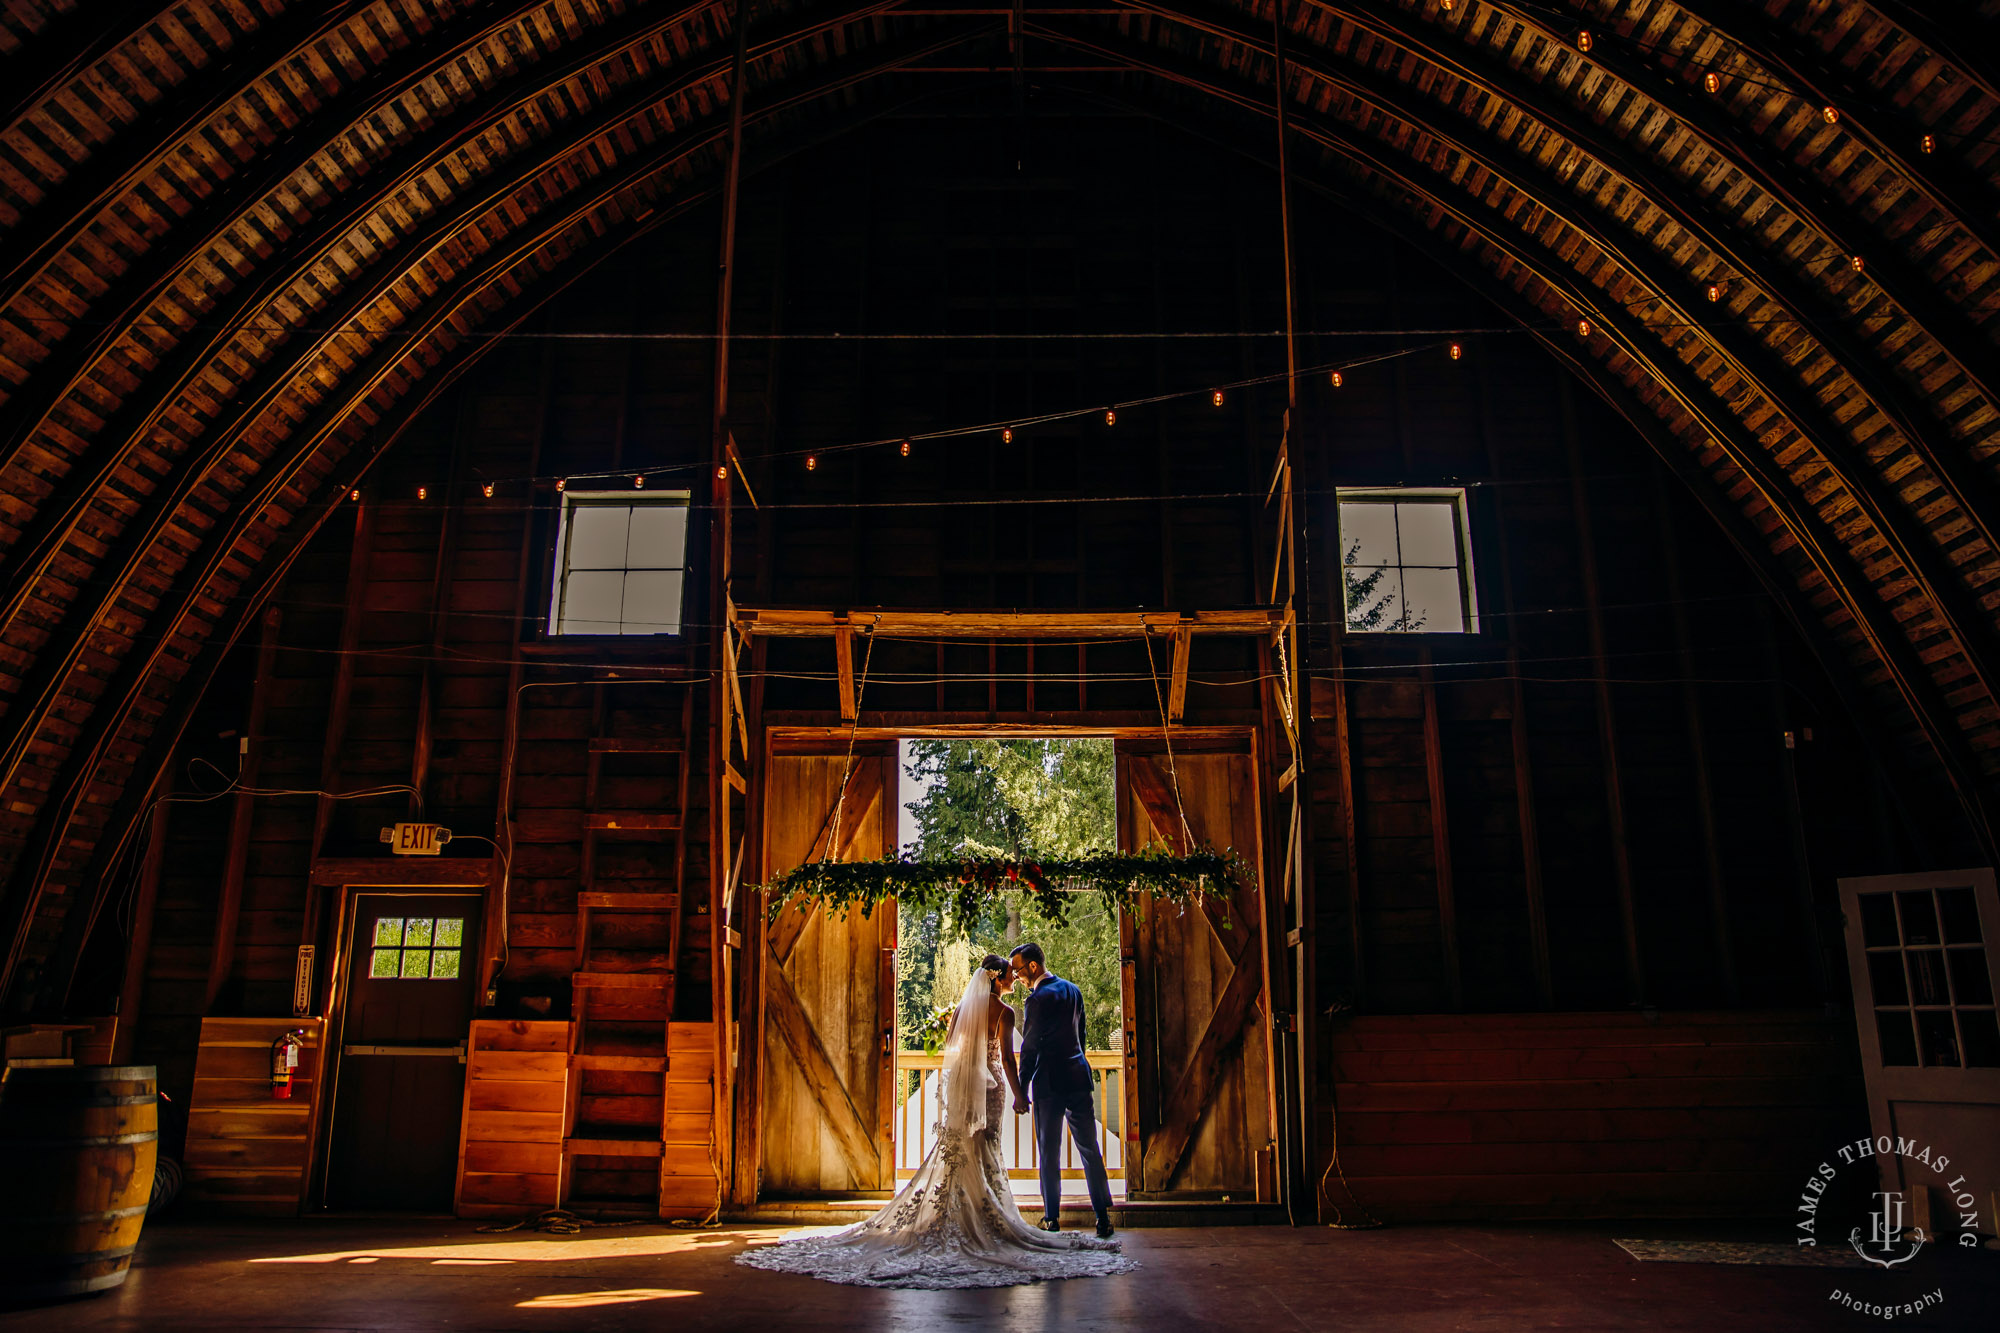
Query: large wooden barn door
1117 739 1273 1199
757 743 897 1196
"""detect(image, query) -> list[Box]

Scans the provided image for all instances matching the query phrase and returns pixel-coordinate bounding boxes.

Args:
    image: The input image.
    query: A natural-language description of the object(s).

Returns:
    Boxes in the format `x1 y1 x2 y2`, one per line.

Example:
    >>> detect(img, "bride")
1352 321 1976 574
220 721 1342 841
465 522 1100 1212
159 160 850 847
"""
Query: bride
736 953 1136 1289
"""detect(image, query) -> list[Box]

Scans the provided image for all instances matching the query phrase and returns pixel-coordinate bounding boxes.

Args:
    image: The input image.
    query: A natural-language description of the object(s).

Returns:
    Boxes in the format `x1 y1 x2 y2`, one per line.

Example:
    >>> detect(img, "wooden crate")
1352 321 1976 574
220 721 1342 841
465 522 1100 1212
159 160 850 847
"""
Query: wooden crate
183 1017 325 1216
456 1020 571 1218
659 1022 718 1218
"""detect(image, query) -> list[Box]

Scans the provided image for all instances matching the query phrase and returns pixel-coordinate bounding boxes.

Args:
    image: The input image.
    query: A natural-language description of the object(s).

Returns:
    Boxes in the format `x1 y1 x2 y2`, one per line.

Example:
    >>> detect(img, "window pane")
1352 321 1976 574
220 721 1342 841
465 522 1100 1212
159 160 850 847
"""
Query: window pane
1917 1010 1960 1066
1948 949 1992 1006
432 949 460 979
370 948 399 978
1397 502 1461 567
1867 951 1908 1006
401 949 433 979
1858 893 1899 948
435 918 464 948
619 569 684 635
373 917 404 948
560 569 625 635
626 503 688 569
1909 950 1949 1005
1899 890 1940 945
1961 1010 2000 1067
1938 887 1982 944
1400 567 1465 632
1339 503 1399 568
1876 1010 1918 1065
1345 566 1403 632
566 505 630 570
405 918 434 948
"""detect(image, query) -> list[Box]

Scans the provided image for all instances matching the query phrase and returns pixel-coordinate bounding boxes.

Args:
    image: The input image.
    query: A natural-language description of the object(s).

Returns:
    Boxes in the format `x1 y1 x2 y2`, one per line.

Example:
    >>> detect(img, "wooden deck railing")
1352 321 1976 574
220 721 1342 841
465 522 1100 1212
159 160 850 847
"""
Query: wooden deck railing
893 1050 1124 1182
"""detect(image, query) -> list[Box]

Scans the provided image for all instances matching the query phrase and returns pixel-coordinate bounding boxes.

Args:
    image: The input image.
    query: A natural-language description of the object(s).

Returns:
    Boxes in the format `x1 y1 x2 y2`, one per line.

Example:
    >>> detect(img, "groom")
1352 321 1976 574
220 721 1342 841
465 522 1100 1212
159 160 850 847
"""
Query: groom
1009 941 1115 1239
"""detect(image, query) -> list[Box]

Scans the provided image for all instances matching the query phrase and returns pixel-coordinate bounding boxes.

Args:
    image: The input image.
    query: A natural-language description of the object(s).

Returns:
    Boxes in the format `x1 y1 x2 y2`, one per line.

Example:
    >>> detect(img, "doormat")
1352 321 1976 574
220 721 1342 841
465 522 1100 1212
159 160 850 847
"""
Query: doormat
1613 1239 1868 1268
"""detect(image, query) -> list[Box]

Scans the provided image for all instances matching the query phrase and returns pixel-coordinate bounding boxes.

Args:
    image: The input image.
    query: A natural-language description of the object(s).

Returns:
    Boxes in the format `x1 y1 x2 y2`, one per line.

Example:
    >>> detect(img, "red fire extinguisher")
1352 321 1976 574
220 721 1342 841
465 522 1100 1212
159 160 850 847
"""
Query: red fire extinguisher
271 1028 307 1099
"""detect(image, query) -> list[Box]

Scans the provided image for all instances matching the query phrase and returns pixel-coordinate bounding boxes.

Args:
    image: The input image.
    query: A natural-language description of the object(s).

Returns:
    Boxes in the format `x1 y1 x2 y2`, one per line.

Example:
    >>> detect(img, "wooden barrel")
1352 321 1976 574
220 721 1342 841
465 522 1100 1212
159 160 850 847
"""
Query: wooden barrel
0 1065 158 1303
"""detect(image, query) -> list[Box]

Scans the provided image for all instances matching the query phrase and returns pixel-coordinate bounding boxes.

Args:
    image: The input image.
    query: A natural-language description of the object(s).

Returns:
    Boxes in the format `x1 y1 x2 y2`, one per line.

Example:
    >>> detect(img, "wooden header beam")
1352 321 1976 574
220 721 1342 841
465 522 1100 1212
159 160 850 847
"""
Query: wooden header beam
733 607 1284 639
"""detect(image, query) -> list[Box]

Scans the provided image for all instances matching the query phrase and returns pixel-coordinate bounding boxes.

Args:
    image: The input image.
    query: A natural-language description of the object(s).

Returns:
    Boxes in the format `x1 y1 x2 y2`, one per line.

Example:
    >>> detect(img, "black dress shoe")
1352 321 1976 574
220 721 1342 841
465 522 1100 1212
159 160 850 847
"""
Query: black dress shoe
1095 1218 1115 1239
1036 1217 1061 1232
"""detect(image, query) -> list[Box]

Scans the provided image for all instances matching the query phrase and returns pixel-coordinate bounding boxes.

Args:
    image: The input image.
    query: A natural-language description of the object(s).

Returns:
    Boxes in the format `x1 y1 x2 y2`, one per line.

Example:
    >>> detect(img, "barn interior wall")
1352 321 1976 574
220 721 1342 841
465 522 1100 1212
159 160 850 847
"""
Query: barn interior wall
77 110 1951 1168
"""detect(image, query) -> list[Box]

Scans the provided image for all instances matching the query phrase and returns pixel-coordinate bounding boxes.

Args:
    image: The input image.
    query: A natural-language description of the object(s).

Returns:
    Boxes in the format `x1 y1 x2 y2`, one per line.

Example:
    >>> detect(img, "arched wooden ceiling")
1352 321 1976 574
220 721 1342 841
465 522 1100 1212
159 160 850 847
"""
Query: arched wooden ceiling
0 0 1996 1009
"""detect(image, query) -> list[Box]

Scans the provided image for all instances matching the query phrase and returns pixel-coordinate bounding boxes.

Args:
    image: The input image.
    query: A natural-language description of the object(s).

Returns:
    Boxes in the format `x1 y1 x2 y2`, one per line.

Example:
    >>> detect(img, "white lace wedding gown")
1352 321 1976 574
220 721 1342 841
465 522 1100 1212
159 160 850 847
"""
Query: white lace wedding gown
735 1003 1136 1289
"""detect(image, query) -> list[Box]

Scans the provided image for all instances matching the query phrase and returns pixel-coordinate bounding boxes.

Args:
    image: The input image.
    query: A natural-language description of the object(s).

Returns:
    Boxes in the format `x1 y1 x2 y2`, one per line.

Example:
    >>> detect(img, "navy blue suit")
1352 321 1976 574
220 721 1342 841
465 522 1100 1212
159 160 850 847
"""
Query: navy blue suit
1018 972 1112 1224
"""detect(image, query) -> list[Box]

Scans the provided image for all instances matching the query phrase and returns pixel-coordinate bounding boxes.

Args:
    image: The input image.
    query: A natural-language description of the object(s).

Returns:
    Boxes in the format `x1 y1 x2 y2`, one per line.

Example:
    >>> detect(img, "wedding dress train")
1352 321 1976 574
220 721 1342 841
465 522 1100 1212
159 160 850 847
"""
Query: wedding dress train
735 976 1136 1289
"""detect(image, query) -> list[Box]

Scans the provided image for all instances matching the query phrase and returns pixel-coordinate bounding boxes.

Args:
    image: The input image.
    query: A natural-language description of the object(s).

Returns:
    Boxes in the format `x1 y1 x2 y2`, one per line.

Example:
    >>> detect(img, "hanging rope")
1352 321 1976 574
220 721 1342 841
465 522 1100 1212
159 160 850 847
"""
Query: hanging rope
1141 631 1196 852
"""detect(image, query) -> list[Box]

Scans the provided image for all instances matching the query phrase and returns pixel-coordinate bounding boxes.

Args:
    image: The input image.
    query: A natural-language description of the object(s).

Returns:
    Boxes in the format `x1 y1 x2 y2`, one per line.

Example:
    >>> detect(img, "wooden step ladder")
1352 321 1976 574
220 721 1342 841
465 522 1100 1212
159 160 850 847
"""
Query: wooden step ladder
559 681 700 1218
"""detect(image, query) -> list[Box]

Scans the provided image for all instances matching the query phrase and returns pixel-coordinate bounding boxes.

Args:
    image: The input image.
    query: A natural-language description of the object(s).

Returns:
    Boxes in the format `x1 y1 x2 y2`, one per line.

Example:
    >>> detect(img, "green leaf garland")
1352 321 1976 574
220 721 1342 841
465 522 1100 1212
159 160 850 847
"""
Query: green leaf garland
757 845 1248 935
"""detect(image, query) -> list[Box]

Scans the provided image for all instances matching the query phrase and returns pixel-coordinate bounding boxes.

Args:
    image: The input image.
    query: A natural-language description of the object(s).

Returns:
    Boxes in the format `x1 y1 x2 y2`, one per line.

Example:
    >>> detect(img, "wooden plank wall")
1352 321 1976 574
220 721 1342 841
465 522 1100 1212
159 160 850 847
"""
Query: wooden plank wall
1319 1011 1865 1221
456 1019 569 1219
182 1016 324 1215
659 1021 718 1217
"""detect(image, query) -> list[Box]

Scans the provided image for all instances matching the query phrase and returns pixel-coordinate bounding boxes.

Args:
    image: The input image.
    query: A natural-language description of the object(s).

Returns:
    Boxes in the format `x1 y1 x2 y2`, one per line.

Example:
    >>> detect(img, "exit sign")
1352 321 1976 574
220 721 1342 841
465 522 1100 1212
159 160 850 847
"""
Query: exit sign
380 823 450 855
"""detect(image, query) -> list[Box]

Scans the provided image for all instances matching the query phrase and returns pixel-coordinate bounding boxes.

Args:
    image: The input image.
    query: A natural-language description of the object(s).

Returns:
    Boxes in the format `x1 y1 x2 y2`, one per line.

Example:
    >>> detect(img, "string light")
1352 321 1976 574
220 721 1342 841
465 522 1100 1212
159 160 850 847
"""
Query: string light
1105 408 1117 426
482 482 494 498
349 488 360 501
634 474 645 489
1921 133 1936 154
1821 105 1839 125
806 454 818 471
1850 255 1865 274
716 465 728 481
1002 427 1013 444
1707 282 1723 302
1441 0 1453 10
1576 318 1592 337
1330 371 1343 388
417 486 428 500
1212 389 1225 407
1703 72 1720 94
900 439 912 456
1575 30 1592 53
555 478 565 492
1449 342 1462 361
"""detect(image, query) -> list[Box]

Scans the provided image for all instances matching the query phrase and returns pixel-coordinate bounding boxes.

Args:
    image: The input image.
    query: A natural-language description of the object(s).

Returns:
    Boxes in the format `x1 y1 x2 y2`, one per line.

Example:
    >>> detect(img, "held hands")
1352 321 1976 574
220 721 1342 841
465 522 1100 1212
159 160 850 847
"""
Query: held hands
1012 1095 1028 1115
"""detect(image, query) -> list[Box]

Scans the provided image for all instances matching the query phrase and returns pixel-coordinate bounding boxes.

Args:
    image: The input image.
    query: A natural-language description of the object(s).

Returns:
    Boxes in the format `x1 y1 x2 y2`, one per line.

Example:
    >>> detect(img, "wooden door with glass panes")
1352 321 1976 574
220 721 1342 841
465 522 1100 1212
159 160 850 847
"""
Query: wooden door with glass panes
1838 870 2000 1228
326 893 482 1209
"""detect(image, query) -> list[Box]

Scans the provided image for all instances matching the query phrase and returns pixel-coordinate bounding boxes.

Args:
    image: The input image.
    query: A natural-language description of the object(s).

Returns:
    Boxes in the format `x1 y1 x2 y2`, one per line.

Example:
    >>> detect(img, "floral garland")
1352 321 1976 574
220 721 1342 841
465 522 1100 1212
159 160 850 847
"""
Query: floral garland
757 845 1247 934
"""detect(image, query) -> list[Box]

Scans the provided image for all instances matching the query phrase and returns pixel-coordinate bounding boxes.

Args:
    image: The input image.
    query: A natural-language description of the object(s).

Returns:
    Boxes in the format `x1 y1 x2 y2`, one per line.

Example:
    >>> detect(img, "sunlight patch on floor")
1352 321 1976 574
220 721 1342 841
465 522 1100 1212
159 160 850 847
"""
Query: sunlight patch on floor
250 1231 761 1265
516 1289 697 1308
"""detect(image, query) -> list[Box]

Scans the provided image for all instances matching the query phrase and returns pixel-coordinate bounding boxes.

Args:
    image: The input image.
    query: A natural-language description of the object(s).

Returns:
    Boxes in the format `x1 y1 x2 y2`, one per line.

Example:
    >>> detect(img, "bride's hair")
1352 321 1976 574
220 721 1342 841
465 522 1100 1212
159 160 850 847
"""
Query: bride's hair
980 953 1009 978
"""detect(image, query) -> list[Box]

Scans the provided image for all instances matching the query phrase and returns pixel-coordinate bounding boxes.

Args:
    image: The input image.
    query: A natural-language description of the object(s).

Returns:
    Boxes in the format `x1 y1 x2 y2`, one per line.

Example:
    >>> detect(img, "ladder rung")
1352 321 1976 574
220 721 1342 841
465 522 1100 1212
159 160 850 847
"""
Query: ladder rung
570 1053 667 1073
578 892 678 911
590 737 685 754
573 971 673 989
565 1135 664 1158
585 812 681 832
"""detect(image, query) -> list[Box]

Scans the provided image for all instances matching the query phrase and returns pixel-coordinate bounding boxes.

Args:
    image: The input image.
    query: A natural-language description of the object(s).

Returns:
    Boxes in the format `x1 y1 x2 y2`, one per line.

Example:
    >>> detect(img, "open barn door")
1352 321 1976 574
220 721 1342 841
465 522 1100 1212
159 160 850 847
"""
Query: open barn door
1117 738 1274 1199
757 743 897 1196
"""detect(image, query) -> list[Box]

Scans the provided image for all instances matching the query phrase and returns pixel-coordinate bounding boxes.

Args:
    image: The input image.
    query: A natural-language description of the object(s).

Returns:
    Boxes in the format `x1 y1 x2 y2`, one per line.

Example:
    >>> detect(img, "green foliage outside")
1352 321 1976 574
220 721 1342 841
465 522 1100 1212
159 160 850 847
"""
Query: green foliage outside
895 738 1123 1051
1342 538 1424 631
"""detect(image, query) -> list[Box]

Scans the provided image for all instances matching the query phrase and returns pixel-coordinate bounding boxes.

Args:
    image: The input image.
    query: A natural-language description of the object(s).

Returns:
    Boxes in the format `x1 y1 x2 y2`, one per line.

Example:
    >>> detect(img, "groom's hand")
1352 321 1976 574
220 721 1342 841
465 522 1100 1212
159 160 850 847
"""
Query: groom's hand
1012 1095 1028 1115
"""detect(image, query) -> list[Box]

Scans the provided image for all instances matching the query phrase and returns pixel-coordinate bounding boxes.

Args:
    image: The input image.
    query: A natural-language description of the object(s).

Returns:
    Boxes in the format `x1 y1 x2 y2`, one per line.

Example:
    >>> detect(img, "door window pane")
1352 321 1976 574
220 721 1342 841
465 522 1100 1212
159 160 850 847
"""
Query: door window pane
370 949 400 978
1898 891 1941 945
374 918 405 948
1961 1010 2000 1067
435 918 463 948
401 949 433 979
1917 1011 1961 1066
1867 951 1908 1006
1948 950 1992 1006
1876 1010 1918 1065
432 950 461 979
405 918 434 947
1908 950 1949 1006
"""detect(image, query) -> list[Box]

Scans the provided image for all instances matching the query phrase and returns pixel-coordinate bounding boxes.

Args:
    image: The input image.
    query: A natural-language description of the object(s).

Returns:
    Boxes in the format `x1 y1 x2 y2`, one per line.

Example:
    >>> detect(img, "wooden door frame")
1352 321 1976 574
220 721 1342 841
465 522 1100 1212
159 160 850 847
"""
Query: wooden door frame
306 878 488 1210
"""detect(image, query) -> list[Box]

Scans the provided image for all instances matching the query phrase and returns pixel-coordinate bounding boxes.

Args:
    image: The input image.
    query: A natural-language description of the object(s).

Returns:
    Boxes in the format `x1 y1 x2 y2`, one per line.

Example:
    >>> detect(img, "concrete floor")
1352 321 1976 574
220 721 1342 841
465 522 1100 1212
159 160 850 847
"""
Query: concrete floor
3 1216 1993 1332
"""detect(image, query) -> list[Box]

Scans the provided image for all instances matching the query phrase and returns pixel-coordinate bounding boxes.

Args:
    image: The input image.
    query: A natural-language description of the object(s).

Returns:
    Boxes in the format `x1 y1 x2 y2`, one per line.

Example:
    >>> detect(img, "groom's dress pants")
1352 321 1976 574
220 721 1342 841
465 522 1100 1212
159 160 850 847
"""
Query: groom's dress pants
1031 1079 1113 1223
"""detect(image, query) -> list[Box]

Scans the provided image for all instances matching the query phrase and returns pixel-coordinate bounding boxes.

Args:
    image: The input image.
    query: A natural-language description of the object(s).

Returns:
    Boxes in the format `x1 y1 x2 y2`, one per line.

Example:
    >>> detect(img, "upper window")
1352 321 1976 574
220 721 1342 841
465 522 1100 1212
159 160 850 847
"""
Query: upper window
548 492 690 636
1338 489 1478 633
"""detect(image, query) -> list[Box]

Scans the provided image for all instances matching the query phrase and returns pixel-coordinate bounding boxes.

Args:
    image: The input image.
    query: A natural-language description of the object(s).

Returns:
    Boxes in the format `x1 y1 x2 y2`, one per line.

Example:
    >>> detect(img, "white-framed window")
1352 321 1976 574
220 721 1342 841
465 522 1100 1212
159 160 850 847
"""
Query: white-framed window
1337 488 1479 633
547 491 690 636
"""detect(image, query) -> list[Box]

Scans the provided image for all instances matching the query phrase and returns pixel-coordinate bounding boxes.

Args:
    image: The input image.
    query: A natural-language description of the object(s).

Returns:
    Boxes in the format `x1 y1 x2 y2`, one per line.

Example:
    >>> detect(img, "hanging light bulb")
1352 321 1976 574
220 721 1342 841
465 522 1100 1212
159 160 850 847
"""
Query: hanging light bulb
806 454 818 471
1703 71 1720 94
1441 0 1453 10
482 482 494 498
1449 342 1462 361
1920 133 1936 154
1002 427 1014 444
634 474 645 489
1850 254 1865 274
417 486 428 501
1212 389 1225 407
1821 105 1839 125
716 464 728 481
1707 282 1723 302
1576 318 1592 338
900 439 911 457
1105 408 1117 426
1575 29 1593 53
556 478 566 493
349 488 360 502
1330 370 1343 388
